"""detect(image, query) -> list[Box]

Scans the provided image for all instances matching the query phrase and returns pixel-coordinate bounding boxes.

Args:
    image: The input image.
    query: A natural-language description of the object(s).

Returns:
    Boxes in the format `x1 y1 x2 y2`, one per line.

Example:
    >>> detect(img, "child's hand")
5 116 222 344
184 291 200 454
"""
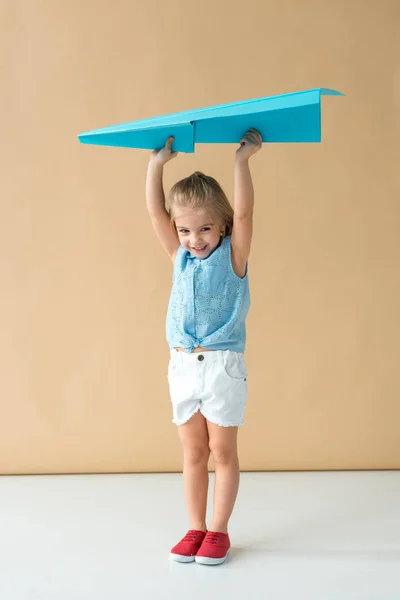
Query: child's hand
235 128 262 162
150 136 178 166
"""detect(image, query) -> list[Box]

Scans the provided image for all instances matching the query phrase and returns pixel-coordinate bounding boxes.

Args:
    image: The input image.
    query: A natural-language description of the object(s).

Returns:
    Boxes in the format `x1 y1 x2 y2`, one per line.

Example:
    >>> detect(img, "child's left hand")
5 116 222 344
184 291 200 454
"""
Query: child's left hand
235 128 263 162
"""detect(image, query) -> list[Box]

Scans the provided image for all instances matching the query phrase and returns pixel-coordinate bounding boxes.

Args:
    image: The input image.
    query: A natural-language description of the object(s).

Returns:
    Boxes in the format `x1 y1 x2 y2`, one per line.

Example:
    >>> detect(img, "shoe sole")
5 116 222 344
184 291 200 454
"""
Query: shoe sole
195 550 230 565
170 553 196 563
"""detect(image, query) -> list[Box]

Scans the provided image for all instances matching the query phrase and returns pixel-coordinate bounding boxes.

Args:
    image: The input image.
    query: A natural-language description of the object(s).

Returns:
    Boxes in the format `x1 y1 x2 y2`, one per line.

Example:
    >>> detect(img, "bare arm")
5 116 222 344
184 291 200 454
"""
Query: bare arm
233 128 262 217
230 129 262 275
145 137 180 261
234 159 254 218
146 161 167 217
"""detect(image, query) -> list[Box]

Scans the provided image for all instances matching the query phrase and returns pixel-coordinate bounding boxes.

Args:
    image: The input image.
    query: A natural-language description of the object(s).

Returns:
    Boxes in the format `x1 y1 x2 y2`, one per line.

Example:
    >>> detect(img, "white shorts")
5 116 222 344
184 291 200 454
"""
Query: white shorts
167 348 248 427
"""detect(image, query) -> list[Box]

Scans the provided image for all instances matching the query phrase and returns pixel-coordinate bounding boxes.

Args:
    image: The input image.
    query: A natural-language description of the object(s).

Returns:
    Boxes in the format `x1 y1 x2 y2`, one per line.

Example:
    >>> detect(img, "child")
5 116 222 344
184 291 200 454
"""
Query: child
145 128 262 565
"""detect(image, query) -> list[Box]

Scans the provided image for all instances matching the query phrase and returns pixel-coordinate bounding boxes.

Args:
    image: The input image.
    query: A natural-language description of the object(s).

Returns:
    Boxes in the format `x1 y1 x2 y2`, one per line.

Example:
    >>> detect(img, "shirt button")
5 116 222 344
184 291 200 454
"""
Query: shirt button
197 354 204 361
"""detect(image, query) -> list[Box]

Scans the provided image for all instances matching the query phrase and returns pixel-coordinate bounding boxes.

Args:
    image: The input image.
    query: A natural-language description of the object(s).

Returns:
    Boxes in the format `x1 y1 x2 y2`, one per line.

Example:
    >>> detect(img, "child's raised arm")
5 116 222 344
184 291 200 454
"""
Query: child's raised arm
145 137 180 262
231 129 262 275
146 136 177 216
233 128 262 218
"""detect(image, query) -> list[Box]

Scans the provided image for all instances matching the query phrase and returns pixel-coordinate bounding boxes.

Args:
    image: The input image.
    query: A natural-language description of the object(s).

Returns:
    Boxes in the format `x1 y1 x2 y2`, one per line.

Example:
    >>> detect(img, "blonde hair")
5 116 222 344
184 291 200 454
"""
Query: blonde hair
168 171 233 237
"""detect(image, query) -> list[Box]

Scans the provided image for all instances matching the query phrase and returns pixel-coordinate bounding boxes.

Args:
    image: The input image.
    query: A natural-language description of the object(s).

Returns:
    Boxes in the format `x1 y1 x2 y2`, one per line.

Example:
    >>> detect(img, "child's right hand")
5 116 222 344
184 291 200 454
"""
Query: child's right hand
149 136 178 166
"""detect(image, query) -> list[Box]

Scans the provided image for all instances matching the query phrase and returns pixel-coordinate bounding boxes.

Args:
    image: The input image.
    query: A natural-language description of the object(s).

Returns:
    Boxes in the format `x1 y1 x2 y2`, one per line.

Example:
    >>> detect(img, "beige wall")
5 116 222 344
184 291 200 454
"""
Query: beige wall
1 0 399 474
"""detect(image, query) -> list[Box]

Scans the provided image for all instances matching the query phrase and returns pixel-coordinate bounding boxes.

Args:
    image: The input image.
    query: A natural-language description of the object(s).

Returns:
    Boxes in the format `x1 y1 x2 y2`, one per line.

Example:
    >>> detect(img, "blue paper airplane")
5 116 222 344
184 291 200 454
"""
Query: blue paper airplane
78 88 344 153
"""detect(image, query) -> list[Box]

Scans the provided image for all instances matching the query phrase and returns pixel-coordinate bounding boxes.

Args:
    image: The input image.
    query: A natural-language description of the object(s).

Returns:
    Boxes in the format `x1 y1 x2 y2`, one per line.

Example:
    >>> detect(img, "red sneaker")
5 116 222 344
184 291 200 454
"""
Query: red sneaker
195 531 230 565
170 530 207 563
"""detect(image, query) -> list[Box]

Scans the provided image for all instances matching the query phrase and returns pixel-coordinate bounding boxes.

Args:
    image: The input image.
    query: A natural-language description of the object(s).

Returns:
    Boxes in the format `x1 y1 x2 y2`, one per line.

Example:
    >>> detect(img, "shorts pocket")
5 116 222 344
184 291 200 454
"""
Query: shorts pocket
222 351 247 381
167 356 188 384
167 357 179 381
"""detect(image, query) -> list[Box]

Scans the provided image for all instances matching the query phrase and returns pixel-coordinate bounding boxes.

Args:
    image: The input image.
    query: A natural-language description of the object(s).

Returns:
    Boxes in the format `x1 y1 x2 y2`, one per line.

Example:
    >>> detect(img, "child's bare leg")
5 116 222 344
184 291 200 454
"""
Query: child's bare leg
178 411 210 531
207 422 239 534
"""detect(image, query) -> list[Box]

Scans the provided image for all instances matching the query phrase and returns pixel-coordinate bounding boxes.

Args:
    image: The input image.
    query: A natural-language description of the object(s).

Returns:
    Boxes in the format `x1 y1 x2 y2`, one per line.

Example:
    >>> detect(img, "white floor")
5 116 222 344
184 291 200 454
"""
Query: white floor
0 471 399 599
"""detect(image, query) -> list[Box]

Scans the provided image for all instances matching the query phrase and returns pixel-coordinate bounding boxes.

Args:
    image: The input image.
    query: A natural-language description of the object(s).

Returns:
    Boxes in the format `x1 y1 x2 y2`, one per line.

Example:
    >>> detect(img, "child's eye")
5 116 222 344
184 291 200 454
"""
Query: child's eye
178 227 210 233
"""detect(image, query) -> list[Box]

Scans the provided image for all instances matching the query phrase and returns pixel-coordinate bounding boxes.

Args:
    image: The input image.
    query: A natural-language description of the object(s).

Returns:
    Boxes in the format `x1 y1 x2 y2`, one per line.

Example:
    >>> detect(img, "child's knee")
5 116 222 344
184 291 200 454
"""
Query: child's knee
183 444 210 465
209 444 238 465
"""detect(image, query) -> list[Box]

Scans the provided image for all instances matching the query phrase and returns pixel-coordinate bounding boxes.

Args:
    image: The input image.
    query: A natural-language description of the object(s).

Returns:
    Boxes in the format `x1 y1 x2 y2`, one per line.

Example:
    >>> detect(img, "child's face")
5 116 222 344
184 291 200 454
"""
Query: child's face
174 209 222 258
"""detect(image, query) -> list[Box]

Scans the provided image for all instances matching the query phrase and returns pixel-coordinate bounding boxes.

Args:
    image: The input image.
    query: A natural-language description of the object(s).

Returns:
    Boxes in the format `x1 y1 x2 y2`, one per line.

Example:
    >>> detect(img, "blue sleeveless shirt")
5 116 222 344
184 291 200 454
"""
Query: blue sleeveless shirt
166 235 250 354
